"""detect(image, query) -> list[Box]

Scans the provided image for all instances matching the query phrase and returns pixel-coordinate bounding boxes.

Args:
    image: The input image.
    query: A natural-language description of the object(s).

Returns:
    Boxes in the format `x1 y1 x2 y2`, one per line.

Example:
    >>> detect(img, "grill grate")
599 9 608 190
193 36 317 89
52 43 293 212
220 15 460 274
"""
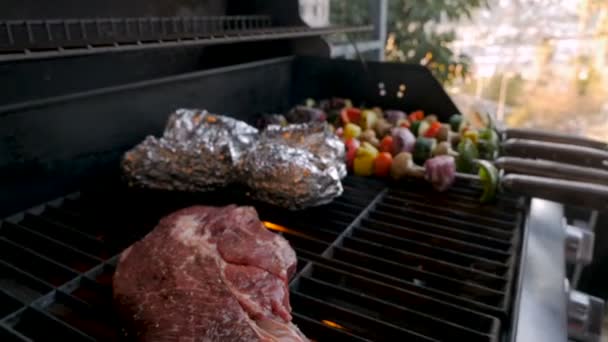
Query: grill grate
0 16 372 62
0 176 523 341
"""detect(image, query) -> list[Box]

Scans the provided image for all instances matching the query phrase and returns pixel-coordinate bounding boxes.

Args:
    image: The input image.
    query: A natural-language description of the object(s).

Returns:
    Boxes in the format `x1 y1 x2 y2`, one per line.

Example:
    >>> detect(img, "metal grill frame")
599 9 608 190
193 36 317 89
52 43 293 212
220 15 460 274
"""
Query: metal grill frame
0 55 536 341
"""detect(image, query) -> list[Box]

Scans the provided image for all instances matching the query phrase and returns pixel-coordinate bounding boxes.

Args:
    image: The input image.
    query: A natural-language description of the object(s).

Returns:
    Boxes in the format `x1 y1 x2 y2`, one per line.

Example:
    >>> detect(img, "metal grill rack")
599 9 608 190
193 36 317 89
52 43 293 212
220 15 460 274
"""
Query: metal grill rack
0 16 372 62
0 175 523 341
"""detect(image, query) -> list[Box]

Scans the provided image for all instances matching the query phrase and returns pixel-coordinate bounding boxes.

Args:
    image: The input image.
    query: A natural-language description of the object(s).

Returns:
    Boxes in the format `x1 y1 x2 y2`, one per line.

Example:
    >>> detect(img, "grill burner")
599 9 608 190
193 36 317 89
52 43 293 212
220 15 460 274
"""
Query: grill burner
0 175 523 341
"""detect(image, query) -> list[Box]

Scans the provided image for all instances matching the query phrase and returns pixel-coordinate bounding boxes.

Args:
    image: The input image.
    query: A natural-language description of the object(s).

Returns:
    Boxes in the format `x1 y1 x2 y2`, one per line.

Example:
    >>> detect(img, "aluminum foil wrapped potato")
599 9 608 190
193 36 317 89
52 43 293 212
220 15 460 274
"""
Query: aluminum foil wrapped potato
123 109 258 191
240 142 343 209
262 123 347 179
122 109 345 209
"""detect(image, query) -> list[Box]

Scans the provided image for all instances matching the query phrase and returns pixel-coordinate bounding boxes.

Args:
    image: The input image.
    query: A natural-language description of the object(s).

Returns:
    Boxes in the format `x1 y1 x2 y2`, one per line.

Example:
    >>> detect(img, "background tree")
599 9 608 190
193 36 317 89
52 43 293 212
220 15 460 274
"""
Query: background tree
384 0 488 84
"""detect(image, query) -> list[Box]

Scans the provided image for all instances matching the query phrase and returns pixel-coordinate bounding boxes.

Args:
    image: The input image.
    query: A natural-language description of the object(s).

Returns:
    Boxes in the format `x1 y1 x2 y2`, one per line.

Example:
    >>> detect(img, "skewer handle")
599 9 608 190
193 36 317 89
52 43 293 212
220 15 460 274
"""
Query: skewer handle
504 128 608 151
502 139 608 169
501 174 608 211
494 157 608 186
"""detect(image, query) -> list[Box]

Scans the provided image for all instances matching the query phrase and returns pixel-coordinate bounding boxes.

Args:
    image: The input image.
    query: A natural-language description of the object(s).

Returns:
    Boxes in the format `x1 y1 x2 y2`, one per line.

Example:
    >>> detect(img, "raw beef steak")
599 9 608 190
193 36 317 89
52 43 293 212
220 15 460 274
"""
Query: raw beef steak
113 205 308 341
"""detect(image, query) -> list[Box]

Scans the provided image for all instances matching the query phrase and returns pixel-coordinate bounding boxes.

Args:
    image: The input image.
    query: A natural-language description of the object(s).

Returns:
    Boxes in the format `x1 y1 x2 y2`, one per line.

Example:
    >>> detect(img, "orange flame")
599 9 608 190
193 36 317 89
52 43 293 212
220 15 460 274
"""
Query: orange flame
321 320 345 330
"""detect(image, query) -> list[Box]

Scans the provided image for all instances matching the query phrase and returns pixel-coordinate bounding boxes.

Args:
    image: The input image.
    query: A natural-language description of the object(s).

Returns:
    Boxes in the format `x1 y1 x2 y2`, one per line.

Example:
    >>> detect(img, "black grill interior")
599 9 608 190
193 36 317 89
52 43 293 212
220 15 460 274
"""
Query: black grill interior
0 175 523 341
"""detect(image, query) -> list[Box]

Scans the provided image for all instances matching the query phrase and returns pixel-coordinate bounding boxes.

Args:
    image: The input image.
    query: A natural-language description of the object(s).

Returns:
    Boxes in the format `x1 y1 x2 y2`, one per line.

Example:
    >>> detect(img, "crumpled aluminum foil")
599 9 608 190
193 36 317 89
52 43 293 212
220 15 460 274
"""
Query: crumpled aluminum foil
122 109 258 191
262 122 347 179
122 109 345 209
239 142 343 209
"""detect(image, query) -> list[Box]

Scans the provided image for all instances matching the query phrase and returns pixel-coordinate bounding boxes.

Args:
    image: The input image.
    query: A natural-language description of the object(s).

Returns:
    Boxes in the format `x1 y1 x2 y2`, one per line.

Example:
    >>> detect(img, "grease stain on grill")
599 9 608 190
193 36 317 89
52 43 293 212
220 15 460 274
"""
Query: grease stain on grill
0 176 521 341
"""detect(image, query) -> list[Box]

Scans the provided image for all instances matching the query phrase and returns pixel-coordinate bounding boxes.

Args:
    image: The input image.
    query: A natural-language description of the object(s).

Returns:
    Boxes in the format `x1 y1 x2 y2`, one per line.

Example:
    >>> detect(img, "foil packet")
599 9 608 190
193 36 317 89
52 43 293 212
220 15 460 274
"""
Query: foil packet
123 109 258 191
240 143 343 209
122 109 345 209
262 122 347 179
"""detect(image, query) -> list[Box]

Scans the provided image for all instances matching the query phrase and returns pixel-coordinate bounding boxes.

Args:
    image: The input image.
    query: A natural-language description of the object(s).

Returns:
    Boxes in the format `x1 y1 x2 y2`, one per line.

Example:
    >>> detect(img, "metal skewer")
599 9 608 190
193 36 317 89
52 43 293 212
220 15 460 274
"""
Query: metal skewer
450 124 608 169
502 128 608 151
501 139 608 169
406 161 608 211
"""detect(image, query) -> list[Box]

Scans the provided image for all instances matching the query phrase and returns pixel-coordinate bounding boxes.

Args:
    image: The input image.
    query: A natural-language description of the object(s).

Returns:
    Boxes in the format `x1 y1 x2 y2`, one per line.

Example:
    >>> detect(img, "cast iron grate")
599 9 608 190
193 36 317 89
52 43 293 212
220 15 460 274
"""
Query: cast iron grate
0 175 523 341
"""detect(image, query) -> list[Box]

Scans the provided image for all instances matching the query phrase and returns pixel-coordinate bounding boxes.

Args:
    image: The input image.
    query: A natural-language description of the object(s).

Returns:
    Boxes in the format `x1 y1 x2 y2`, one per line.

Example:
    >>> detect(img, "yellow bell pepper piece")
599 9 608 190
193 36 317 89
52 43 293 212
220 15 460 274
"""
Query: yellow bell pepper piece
353 142 379 176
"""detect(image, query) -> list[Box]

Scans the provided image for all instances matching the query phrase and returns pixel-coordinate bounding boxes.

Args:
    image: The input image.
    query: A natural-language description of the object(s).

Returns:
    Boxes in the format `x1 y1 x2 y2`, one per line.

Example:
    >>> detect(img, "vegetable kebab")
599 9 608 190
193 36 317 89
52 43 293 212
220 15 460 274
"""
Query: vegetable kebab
306 99 501 202
265 99 608 210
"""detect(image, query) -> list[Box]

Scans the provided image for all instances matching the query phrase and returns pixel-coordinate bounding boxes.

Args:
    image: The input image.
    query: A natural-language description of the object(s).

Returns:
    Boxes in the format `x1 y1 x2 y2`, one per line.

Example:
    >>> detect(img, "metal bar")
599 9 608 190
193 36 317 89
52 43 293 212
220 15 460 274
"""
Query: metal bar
298 276 493 341
333 246 506 298
0 25 374 63
330 40 384 57
360 219 510 262
291 291 436 341
289 188 385 287
309 262 500 331
501 174 608 211
0 238 78 286
346 232 508 271
384 191 517 221
367 210 514 249
512 199 567 342
502 138 608 169
1 222 102 273
505 128 608 151
374 204 515 240
342 236 508 288
299 248 504 315
3 23 14 46
291 312 371 341
379 198 514 227
495 157 608 186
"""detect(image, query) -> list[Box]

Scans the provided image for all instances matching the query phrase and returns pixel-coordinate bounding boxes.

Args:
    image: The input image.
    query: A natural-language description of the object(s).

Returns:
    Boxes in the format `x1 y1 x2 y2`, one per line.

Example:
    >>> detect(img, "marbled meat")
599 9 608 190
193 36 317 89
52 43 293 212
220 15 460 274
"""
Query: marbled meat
113 205 308 341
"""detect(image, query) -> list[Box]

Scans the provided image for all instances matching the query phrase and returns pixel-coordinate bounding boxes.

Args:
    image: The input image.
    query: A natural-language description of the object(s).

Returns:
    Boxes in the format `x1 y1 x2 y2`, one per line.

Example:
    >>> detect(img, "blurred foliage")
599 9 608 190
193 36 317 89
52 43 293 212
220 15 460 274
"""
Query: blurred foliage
385 0 488 84
483 73 524 106
329 0 369 26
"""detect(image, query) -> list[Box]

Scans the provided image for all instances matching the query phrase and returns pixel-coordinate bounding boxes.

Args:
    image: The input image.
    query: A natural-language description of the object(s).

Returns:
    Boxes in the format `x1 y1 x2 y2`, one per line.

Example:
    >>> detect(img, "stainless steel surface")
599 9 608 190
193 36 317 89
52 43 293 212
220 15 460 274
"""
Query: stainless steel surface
513 199 567 342
565 224 595 266
502 139 608 169
495 157 608 186
505 128 608 151
568 290 605 342
501 174 608 211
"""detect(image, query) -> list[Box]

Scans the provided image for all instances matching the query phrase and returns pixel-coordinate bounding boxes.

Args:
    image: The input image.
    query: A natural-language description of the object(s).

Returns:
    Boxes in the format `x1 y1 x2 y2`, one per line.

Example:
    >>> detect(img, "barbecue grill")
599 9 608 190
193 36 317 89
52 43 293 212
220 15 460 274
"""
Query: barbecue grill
0 1 603 341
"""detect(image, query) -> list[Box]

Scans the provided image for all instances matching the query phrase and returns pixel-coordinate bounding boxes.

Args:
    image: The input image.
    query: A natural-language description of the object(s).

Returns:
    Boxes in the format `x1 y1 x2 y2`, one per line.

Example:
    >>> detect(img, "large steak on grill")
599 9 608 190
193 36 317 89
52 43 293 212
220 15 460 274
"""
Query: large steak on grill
113 205 308 341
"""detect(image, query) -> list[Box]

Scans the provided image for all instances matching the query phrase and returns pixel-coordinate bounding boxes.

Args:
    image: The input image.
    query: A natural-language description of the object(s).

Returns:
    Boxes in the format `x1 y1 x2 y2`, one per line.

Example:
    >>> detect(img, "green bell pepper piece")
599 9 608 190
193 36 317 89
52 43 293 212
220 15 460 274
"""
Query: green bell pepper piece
478 128 500 160
449 114 464 132
410 120 422 137
478 160 499 203
413 137 437 165
456 138 479 173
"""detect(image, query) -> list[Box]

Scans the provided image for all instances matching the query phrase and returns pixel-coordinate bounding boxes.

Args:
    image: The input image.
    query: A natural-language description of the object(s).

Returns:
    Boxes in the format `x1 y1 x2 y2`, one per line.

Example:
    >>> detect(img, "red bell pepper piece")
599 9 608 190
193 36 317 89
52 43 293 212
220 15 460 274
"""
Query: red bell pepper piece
408 110 424 122
424 121 442 138
340 108 361 125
